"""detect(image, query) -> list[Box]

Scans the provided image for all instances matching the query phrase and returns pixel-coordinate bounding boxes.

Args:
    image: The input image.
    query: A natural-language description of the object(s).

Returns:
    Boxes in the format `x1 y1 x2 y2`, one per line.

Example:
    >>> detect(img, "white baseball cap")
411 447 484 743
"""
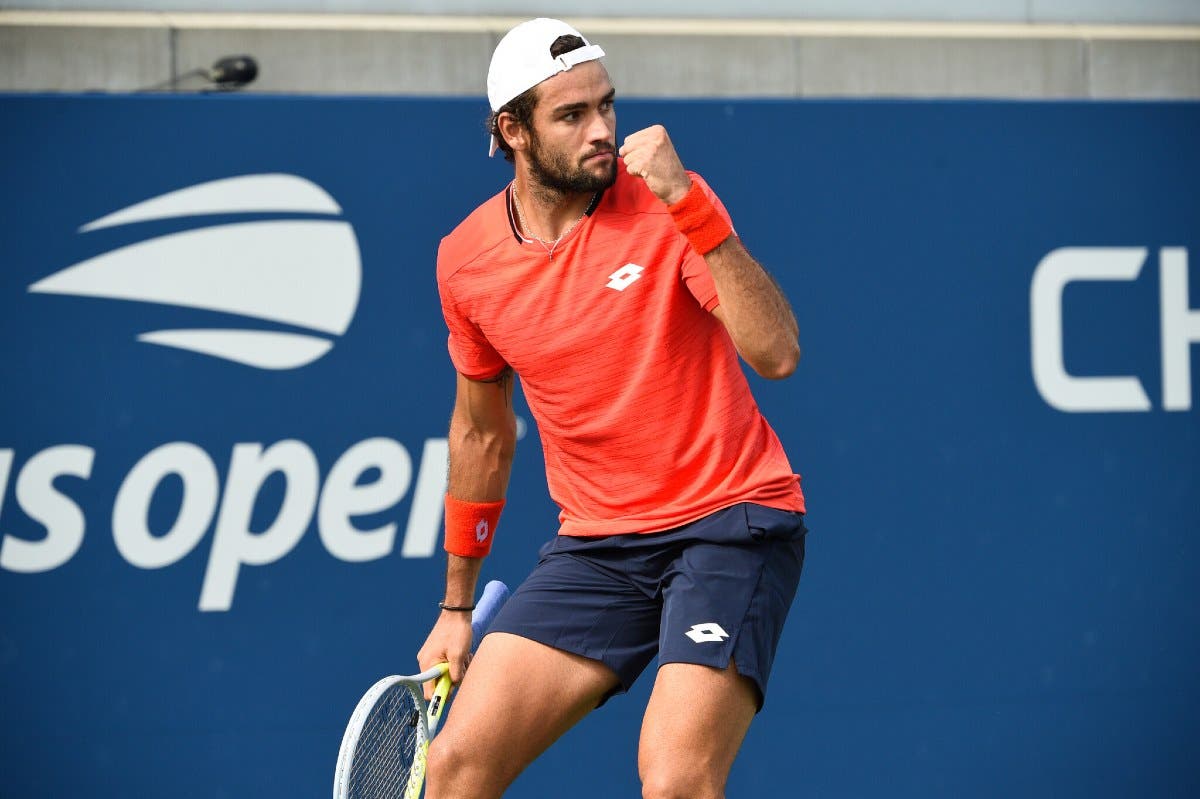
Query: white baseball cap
486 18 605 157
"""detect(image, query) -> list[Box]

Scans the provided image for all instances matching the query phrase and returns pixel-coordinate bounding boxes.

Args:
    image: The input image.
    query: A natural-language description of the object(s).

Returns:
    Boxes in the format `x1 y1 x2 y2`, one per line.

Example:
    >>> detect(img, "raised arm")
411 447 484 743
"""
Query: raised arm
619 125 801 380
705 237 800 380
417 368 518 687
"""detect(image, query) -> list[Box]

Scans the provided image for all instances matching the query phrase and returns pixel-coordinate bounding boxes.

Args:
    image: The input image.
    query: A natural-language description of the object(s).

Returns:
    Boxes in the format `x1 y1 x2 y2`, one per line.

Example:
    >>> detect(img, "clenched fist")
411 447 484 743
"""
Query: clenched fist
618 125 692 205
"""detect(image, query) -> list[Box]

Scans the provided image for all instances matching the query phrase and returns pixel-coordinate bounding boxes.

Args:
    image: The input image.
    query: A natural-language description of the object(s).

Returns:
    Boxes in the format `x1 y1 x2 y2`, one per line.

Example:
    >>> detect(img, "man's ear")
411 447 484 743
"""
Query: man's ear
497 112 528 154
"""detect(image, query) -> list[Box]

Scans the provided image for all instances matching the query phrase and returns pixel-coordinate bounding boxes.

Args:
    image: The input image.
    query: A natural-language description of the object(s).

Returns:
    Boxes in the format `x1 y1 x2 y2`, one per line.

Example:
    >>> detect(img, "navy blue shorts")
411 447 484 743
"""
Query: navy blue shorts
487 503 807 709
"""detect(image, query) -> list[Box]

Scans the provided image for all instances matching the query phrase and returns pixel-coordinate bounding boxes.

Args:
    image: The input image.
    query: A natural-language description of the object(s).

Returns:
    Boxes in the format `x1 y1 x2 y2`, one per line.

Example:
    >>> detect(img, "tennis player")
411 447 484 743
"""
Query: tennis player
419 18 807 799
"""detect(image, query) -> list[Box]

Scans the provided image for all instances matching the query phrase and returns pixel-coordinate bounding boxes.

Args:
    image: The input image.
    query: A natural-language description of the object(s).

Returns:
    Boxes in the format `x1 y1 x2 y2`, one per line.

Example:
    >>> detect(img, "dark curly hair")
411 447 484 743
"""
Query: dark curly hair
488 34 588 164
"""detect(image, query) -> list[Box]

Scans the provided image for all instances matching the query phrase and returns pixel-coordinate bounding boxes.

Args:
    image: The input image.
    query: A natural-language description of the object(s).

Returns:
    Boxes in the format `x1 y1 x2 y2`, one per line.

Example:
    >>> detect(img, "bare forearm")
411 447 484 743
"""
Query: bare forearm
440 371 517 602
447 369 518 501
442 409 515 596
442 553 484 607
447 423 515 500
442 433 511 604
708 237 800 379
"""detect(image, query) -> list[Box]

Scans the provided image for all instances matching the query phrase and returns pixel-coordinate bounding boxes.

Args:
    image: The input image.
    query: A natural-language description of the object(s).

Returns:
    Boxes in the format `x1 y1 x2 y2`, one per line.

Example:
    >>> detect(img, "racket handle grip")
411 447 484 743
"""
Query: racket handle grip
470 580 510 645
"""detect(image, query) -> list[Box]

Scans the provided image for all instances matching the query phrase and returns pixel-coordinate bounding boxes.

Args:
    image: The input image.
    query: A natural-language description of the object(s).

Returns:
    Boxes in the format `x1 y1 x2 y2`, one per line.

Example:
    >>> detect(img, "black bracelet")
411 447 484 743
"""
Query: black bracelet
438 601 475 612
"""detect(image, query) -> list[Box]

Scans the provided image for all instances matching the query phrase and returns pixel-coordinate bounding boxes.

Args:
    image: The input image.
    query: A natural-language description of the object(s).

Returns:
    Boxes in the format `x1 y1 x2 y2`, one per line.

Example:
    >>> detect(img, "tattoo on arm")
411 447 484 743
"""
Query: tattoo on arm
477 365 514 406
477 365 513 384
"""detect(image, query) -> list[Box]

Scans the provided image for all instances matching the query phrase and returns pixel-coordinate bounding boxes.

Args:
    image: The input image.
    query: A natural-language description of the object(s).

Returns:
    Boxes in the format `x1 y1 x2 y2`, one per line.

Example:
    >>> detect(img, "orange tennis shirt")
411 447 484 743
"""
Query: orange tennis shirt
437 163 804 537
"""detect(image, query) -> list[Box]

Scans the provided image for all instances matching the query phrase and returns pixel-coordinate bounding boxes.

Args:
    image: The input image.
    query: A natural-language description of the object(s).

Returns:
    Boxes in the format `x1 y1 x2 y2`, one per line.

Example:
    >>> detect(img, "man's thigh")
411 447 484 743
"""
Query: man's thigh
637 660 759 799
426 632 619 799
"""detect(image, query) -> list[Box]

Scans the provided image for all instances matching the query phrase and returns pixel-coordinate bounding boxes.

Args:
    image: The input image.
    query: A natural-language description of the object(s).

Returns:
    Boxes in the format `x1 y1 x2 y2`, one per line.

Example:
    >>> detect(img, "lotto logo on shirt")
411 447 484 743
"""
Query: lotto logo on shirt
606 263 645 291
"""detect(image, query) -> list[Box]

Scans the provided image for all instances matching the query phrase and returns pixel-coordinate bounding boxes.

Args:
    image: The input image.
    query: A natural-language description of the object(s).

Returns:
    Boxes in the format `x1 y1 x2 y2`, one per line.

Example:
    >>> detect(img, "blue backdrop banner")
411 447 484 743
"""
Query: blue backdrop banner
1 94 1198 798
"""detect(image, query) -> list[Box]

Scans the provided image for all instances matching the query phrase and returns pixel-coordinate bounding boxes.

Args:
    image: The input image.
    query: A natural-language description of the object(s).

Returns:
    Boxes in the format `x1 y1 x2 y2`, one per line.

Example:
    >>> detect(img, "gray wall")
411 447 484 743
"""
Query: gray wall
2 11 1199 97
5 1 1200 24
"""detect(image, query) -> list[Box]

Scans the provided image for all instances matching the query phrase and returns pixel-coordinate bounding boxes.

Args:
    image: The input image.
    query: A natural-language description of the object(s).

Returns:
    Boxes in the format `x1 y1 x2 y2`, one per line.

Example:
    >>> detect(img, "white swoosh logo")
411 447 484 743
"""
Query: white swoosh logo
29 174 361 370
79 173 342 232
137 330 333 370
30 220 359 334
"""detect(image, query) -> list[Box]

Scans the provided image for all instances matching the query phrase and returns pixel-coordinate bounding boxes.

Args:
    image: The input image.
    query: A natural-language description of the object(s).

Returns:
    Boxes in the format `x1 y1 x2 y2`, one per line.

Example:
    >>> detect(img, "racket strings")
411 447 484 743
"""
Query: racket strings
348 686 424 799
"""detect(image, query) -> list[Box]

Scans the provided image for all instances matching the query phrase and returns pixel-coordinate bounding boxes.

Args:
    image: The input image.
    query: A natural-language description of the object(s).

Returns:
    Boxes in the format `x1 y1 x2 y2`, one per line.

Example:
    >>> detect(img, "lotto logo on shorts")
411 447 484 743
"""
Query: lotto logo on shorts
605 263 645 291
685 622 729 643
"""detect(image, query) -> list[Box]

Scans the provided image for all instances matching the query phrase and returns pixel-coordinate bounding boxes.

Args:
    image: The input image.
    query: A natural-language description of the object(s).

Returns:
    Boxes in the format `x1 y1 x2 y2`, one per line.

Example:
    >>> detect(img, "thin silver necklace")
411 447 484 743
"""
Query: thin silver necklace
512 184 594 261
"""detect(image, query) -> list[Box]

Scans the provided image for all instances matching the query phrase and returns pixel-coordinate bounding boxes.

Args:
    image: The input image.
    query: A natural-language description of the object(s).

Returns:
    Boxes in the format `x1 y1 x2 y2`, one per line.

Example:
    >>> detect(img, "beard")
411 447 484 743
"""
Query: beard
527 132 617 196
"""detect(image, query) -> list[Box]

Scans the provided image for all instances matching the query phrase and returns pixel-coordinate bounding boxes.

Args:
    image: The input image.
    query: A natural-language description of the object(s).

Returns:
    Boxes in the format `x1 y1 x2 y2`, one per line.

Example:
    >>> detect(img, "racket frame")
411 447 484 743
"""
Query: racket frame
332 663 450 799
333 580 509 799
404 665 451 798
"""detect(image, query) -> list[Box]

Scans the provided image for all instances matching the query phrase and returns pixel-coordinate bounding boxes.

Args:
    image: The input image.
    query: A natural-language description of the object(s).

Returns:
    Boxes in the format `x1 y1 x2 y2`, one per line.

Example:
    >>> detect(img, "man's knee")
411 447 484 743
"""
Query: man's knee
426 732 496 799
640 765 725 799
424 734 460 798
425 733 461 783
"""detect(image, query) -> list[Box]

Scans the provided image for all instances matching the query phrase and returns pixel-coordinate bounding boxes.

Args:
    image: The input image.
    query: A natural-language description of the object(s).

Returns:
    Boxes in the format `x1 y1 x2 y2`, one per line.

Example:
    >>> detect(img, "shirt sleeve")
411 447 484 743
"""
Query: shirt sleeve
679 172 737 312
437 263 508 381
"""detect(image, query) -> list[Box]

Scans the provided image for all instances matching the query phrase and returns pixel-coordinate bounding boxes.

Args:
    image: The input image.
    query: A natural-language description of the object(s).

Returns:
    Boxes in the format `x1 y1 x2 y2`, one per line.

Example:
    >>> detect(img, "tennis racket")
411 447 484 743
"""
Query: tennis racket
332 580 510 799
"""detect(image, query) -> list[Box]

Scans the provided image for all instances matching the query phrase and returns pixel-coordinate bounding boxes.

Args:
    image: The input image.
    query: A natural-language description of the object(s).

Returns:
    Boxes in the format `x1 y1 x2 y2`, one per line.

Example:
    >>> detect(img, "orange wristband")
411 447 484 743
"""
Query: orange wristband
667 181 733 256
443 494 504 558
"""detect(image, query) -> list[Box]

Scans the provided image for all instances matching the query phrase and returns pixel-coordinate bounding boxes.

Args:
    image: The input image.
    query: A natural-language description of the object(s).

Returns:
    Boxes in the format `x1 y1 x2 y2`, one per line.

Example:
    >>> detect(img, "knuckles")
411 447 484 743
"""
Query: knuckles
623 124 671 152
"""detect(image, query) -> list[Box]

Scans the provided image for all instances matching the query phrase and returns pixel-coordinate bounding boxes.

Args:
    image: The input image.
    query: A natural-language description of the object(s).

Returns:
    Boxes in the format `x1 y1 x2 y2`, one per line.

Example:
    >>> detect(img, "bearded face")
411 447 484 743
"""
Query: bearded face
526 122 617 195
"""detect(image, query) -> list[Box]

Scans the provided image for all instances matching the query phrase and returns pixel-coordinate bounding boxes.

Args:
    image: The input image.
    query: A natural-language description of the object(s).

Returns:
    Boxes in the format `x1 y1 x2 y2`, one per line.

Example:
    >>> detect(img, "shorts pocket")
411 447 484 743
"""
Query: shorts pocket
745 503 808 542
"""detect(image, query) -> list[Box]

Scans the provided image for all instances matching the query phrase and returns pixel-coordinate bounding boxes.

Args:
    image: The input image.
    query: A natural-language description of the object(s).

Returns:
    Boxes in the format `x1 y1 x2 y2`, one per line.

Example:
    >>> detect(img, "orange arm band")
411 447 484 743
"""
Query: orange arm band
443 494 504 558
667 181 733 256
